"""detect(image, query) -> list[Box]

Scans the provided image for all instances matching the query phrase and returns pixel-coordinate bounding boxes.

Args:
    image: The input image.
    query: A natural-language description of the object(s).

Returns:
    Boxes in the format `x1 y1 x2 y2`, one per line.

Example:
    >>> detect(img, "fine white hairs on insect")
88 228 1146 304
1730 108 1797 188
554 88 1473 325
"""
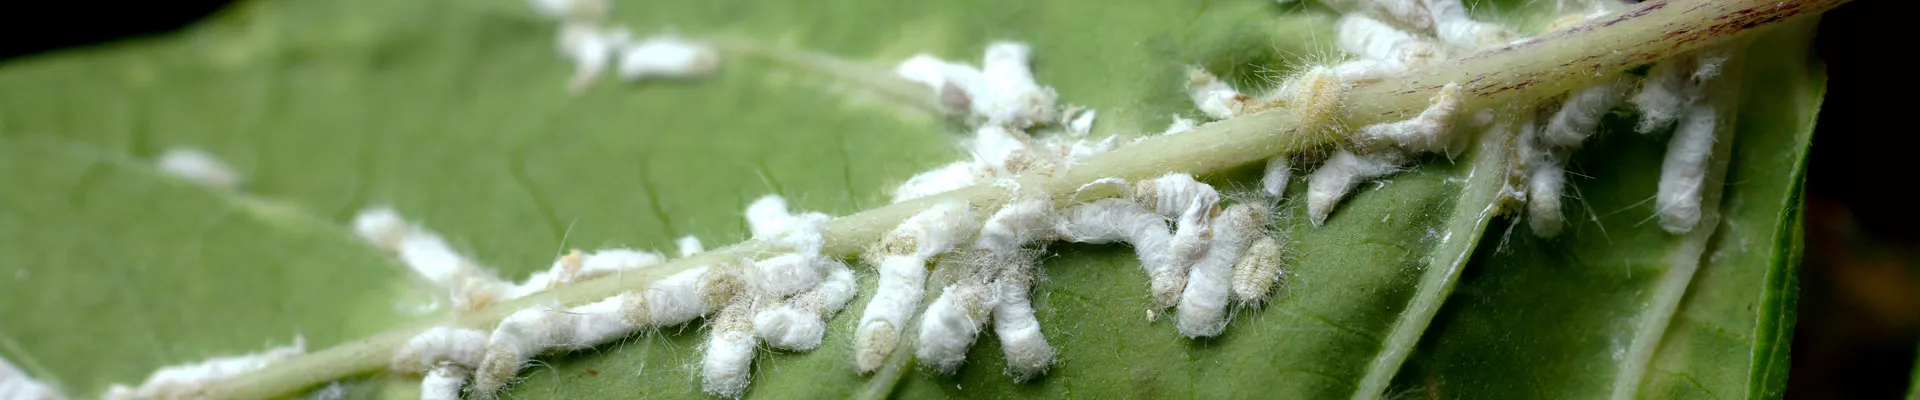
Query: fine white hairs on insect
971 125 1043 176
1423 0 1518 49
1280 66 1348 145
1631 59 1690 134
1539 77 1630 149
1055 199 1186 308
702 301 758 399
753 264 857 351
156 147 242 190
1337 14 1442 70
1187 67 1248 120
392 327 487 400
1231 234 1285 305
103 337 306 400
1 356 63 400
1357 83 1466 155
617 35 721 83
1306 149 1407 225
854 202 979 373
508 248 667 298
472 292 648 398
1178 203 1268 338
1263 156 1293 198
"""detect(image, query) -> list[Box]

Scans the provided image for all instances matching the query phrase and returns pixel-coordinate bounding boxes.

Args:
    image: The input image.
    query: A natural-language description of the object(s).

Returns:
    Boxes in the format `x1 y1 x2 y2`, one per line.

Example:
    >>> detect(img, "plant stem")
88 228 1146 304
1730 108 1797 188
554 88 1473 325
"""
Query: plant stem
199 0 1847 398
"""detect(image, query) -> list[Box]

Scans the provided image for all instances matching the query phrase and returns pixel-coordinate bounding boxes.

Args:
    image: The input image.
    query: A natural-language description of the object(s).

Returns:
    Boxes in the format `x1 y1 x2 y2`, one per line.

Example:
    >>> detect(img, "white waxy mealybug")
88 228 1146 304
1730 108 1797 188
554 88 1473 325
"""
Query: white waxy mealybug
1132 173 1221 270
895 54 989 115
616 35 721 83
753 264 857 351
854 202 979 373
1631 59 1690 134
507 248 667 298
392 327 487 400
391 327 488 373
746 253 826 298
1357 83 1467 156
1336 14 1442 69
972 125 1044 175
1 355 64 400
702 301 758 399
1055 199 1186 308
1656 99 1721 234
103 337 306 400
1422 0 1518 49
991 256 1054 381
557 23 631 92
1262 156 1293 198
891 161 986 204
351 206 409 252
1540 77 1630 149
1306 149 1407 225
1516 113 1568 237
979 42 1060 128
744 195 831 241
1231 234 1285 305
1066 108 1097 136
916 198 1059 376
915 277 997 374
1281 66 1348 145
1187 67 1247 120
156 147 242 190
677 235 705 257
419 364 467 400
472 292 650 398
1177 203 1268 338
350 208 513 310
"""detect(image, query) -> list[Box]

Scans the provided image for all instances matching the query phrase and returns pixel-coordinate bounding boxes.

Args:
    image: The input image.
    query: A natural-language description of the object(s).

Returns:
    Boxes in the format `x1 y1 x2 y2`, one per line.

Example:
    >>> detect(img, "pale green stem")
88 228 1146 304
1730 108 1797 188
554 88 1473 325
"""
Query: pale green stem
199 0 1846 398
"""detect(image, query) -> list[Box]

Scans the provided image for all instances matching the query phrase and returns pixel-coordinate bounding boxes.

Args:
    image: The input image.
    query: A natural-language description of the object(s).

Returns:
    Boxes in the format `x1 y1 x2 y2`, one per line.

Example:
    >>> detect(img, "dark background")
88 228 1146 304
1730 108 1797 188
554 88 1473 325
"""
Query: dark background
2 0 1912 397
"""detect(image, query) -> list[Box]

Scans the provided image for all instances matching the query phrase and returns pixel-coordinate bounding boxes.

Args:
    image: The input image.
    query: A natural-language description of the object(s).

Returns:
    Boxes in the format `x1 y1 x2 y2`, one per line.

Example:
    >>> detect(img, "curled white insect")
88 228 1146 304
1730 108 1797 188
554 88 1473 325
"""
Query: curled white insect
1337 14 1442 69
1056 199 1186 308
915 281 996 374
1187 67 1246 120
1132 173 1221 270
472 292 647 397
1423 0 1518 49
854 202 978 373
1358 83 1466 156
1656 101 1719 234
702 301 758 399
753 264 857 351
991 256 1054 381
1540 77 1631 149
1306 149 1407 225
1178 203 1268 338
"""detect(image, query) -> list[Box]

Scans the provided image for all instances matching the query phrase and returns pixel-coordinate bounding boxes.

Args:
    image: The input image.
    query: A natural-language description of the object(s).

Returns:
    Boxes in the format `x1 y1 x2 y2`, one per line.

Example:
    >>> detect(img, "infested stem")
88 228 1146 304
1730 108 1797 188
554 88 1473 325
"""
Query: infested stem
198 0 1845 398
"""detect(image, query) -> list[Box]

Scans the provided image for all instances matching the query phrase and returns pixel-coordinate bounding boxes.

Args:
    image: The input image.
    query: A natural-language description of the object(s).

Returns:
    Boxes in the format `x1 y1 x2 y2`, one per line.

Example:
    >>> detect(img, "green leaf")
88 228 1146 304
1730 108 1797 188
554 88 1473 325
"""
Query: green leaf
0 0 1823 399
